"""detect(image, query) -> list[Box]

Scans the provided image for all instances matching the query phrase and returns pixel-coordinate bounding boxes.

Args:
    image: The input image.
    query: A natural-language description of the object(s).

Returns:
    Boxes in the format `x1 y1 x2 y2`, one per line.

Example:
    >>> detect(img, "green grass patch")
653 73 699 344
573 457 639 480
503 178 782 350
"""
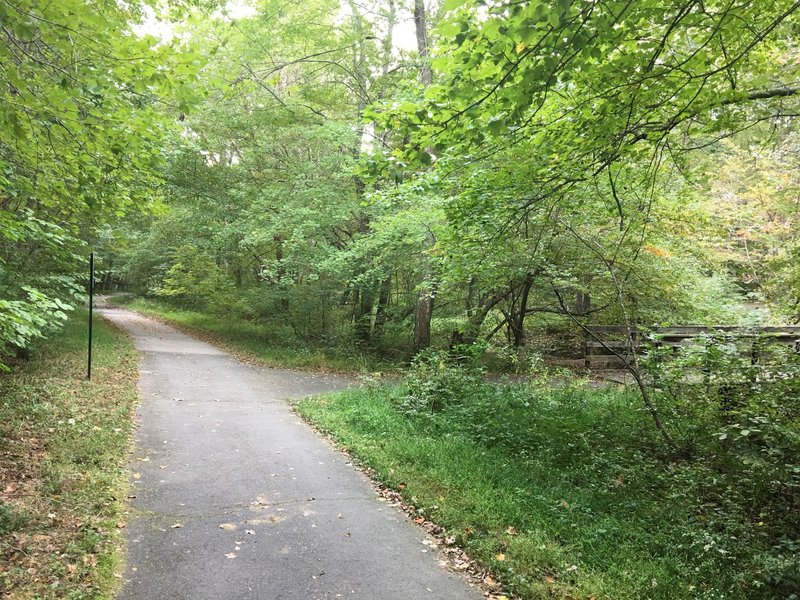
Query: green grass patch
111 295 397 373
0 311 139 599
296 381 799 600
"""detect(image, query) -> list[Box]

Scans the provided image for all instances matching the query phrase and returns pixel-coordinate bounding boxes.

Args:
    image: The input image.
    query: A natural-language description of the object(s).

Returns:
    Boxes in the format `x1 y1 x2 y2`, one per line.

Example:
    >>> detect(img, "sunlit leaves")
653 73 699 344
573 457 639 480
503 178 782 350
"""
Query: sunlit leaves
385 0 800 179
0 0 205 361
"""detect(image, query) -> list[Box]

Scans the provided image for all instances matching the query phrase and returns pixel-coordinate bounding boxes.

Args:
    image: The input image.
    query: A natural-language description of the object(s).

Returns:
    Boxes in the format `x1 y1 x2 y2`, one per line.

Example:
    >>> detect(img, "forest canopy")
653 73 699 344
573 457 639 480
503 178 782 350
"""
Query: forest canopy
1 0 799 361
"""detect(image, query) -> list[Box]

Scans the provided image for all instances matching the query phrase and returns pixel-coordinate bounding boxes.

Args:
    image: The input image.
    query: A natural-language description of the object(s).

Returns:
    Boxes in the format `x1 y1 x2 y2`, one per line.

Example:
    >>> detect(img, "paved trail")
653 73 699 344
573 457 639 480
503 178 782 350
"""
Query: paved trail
102 307 481 600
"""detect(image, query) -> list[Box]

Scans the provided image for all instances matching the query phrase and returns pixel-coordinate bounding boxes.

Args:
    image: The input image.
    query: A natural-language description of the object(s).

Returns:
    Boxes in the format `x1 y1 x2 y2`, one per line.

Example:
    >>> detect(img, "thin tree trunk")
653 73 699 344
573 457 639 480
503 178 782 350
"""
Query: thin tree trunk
458 285 513 345
510 274 534 347
551 221 675 448
575 289 590 315
465 275 477 318
274 234 288 311
373 276 392 339
411 0 435 354
355 287 375 345
413 287 434 353
345 1 381 345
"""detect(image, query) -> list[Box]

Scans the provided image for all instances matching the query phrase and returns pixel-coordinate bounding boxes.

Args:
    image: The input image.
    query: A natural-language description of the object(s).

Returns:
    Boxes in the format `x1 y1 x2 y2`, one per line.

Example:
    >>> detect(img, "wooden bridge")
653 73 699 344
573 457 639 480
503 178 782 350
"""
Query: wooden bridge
584 325 800 369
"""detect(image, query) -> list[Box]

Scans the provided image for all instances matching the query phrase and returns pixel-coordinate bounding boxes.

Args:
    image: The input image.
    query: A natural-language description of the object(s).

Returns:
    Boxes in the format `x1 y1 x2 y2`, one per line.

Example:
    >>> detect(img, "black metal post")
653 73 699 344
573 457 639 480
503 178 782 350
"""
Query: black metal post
88 252 94 381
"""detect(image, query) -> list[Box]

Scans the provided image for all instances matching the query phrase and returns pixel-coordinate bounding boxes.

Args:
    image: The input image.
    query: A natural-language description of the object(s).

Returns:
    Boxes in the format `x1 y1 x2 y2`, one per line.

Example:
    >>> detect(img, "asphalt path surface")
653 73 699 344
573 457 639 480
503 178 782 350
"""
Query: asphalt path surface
101 307 481 600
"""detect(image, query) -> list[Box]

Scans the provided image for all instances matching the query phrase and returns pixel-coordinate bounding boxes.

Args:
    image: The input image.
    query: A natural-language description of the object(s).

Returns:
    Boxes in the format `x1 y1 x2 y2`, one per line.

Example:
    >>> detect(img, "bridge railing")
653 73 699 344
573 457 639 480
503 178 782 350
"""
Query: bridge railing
584 326 800 370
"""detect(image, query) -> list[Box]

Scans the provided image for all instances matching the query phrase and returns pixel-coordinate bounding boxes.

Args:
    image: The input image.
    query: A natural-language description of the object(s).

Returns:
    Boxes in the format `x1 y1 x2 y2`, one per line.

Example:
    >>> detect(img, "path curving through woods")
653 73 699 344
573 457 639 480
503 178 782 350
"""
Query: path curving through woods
100 306 481 600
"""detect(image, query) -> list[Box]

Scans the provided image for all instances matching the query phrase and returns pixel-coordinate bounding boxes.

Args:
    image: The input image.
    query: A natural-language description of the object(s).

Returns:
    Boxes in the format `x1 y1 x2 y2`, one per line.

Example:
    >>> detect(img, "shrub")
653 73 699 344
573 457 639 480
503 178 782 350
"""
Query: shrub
403 344 486 412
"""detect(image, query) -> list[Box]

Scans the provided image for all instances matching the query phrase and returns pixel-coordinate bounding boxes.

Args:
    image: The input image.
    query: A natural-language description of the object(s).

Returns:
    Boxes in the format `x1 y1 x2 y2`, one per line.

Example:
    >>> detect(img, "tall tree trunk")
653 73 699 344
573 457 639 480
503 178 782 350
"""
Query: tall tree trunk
465 275 477 318
346 1 385 345
575 289 590 315
414 0 432 86
455 285 513 346
274 234 284 276
380 0 397 84
274 234 288 311
412 0 435 354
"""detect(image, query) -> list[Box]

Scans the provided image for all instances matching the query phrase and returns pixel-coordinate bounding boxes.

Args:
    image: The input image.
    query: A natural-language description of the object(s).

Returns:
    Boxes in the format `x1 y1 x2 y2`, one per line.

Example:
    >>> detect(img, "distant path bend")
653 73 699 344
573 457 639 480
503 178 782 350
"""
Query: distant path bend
100 307 481 600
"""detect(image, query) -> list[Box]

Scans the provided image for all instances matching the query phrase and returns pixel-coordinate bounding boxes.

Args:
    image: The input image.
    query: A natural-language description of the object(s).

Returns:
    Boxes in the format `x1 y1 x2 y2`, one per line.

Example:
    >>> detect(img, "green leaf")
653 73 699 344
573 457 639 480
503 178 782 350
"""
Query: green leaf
13 19 37 40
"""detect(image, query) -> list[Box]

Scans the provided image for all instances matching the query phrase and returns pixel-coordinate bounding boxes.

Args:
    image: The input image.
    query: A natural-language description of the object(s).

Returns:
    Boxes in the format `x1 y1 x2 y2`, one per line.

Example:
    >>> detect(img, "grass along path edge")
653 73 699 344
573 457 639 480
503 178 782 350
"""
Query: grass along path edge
107 295 398 374
0 311 139 600
293 396 515 600
95 296 797 598
294 383 797 600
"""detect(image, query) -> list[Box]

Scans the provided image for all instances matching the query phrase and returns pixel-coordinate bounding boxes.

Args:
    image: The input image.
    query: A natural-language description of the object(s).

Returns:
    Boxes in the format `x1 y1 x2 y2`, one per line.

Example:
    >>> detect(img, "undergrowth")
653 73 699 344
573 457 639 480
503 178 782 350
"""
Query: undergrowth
0 311 139 600
296 347 800 600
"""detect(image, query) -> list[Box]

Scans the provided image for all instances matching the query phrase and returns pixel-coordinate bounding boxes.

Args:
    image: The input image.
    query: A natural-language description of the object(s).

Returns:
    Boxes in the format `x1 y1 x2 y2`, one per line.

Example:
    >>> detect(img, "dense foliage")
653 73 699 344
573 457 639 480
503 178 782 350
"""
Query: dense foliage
105 0 800 363
3 1 799 596
0 0 203 366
